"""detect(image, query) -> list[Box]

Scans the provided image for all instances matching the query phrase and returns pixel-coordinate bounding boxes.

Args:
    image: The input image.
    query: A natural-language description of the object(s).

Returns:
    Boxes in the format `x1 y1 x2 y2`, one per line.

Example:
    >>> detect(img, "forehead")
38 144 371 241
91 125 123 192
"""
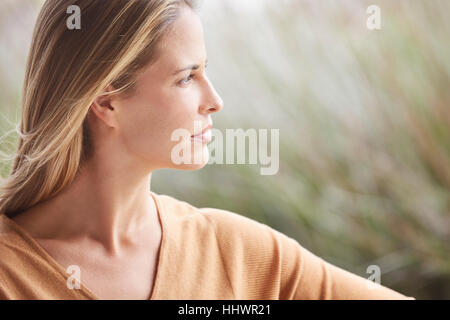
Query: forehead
148 7 206 75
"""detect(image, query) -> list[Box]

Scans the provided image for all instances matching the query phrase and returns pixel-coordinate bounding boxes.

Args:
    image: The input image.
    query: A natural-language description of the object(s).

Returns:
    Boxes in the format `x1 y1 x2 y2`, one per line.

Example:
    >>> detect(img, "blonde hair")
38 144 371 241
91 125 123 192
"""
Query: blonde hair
0 0 198 218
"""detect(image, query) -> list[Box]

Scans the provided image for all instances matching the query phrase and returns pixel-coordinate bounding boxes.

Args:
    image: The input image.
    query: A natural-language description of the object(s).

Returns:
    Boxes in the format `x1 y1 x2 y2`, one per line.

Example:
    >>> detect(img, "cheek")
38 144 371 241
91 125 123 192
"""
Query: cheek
150 87 201 137
118 88 199 163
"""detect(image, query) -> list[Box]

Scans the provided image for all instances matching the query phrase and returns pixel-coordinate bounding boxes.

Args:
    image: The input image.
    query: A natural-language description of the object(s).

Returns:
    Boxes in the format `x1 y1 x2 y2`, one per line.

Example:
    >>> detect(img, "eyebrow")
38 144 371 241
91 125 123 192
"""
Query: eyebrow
172 58 208 75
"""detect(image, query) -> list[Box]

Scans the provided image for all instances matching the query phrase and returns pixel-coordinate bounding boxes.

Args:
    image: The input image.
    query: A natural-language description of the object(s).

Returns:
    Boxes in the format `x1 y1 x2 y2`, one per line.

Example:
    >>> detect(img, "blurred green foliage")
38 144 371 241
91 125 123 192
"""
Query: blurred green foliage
1 0 449 299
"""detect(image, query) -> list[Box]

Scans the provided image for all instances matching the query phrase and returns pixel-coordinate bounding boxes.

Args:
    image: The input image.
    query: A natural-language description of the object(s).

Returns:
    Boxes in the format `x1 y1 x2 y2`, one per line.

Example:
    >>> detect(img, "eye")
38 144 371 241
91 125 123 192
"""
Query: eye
179 74 195 86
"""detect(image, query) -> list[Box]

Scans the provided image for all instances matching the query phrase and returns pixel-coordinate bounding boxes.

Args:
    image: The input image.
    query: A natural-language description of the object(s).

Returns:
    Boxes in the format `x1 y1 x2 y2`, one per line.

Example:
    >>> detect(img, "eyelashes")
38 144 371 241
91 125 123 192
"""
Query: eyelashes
178 62 208 87
179 74 195 85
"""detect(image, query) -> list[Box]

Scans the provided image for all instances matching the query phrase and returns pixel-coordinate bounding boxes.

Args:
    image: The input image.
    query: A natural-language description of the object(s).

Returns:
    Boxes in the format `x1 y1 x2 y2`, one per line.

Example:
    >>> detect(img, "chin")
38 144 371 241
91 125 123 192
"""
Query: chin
176 162 208 171
168 146 210 170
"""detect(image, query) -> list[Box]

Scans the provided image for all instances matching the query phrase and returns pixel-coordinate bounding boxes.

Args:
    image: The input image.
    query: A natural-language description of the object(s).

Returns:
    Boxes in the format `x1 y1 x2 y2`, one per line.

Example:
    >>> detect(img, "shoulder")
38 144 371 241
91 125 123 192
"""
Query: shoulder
0 214 32 265
154 193 304 295
154 191 302 272
0 214 23 252
198 206 289 249
154 192 292 247
0 214 33 291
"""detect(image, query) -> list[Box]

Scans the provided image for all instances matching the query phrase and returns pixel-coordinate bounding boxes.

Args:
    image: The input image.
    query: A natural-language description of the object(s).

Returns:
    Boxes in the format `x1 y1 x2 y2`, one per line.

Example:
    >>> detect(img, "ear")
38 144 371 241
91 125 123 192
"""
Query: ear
89 85 119 128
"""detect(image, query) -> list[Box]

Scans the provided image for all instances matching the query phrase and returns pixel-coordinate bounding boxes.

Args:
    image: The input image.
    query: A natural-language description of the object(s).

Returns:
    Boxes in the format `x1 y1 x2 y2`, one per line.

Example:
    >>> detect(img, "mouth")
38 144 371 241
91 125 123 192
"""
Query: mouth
191 124 213 143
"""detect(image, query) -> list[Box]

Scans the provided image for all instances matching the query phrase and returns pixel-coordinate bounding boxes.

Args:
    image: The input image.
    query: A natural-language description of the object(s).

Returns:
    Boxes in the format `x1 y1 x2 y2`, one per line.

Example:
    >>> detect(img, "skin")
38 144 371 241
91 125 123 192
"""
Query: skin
12 5 223 299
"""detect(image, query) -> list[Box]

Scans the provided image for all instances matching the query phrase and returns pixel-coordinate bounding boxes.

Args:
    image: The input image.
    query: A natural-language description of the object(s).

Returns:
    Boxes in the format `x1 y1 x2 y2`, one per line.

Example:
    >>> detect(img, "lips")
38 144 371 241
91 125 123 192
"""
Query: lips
190 123 213 144
191 124 212 138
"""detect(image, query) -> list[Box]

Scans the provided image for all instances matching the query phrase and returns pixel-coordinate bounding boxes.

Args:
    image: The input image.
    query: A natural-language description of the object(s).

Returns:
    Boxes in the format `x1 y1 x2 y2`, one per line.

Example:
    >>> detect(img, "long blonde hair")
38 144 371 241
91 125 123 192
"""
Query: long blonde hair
0 0 198 218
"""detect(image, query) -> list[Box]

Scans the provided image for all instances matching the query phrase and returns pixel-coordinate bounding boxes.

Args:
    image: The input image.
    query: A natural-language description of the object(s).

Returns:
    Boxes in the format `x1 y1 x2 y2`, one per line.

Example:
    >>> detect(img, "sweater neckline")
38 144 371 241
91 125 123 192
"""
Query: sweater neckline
0 191 167 300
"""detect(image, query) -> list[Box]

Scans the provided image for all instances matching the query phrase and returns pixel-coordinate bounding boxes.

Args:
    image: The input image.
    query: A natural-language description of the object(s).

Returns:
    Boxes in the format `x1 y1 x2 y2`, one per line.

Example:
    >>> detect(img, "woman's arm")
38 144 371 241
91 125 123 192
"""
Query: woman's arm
200 206 415 300
275 229 415 300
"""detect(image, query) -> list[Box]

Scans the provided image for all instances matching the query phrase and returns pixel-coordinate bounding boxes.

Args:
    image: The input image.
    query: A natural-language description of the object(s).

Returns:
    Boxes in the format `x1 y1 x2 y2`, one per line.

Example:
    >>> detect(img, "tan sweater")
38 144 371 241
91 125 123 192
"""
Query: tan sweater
0 192 414 300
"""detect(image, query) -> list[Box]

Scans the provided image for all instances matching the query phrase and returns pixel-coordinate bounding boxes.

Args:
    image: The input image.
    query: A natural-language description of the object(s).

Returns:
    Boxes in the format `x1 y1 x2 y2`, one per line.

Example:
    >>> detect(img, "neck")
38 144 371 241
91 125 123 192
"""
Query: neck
17 154 159 256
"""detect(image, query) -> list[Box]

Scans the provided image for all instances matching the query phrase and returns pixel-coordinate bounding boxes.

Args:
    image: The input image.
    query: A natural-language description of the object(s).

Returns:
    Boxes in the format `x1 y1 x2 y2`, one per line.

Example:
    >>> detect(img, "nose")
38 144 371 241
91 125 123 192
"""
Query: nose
199 77 224 114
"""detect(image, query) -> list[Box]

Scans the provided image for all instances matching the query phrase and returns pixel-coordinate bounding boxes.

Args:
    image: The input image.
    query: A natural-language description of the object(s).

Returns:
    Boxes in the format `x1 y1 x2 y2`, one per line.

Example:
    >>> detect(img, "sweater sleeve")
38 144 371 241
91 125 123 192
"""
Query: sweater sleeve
201 207 415 300
270 226 416 300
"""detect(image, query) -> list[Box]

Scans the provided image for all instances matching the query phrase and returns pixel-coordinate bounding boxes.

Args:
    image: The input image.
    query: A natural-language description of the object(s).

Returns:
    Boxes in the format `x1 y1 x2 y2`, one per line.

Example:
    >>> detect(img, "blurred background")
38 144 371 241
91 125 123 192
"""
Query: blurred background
1 0 449 299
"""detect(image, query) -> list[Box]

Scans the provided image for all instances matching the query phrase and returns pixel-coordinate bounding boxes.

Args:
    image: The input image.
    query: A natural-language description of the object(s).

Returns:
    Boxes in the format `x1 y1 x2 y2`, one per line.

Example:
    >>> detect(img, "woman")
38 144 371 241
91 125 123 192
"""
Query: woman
0 0 414 300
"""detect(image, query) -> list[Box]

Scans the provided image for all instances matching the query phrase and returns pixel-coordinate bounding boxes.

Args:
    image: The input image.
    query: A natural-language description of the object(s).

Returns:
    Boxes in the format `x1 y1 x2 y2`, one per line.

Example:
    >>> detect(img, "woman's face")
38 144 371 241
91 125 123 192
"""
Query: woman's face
106 6 223 171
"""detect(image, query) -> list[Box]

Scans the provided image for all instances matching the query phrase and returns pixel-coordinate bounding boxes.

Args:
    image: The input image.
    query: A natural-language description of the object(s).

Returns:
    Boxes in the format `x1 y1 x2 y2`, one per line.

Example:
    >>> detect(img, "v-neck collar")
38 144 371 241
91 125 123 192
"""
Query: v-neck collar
0 191 167 300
